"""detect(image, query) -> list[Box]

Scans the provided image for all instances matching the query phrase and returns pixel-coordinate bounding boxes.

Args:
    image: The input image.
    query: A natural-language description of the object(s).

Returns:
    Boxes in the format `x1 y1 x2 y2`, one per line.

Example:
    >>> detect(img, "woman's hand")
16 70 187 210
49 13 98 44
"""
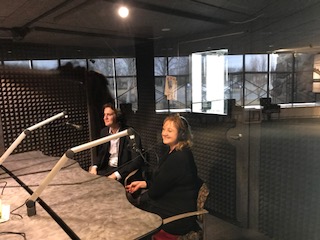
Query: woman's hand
125 181 147 193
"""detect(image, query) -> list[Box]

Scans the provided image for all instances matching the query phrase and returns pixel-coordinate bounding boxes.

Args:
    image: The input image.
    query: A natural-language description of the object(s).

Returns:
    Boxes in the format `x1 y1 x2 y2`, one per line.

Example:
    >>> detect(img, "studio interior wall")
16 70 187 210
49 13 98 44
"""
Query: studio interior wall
1 43 320 240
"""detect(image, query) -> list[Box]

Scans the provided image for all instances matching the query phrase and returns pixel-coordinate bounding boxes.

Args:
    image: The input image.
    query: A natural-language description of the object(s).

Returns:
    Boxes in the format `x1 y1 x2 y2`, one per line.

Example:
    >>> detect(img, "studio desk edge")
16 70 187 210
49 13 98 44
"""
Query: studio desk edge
0 151 162 240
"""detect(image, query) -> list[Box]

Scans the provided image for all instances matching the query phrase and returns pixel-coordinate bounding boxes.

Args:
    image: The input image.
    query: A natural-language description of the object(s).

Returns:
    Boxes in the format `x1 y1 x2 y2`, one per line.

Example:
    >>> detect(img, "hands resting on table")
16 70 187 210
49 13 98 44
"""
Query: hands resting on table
88 165 118 180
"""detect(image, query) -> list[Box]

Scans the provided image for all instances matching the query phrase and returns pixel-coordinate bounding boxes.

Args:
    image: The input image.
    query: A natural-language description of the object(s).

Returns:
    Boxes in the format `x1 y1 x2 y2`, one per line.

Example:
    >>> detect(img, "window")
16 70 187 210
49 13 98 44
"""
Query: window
32 60 58 70
227 53 316 106
114 58 137 110
3 60 31 69
88 58 114 76
60 59 86 68
88 58 138 111
244 73 268 105
155 56 190 112
191 49 228 115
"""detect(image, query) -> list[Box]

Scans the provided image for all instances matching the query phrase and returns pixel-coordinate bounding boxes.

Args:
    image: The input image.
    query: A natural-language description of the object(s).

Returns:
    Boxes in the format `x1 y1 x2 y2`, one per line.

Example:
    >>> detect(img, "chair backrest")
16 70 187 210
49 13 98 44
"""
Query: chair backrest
197 182 209 222
124 169 138 186
178 181 210 240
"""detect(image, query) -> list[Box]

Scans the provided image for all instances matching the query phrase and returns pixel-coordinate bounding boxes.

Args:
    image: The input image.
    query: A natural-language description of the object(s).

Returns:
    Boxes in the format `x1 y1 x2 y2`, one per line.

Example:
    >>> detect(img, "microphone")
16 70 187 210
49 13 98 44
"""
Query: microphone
129 134 137 152
66 122 83 130
127 128 142 153
127 129 149 165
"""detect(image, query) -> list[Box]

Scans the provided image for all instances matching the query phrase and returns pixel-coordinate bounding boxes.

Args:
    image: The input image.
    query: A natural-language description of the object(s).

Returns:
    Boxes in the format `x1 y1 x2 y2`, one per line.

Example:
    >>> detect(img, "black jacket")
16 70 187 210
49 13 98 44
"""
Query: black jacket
94 125 144 184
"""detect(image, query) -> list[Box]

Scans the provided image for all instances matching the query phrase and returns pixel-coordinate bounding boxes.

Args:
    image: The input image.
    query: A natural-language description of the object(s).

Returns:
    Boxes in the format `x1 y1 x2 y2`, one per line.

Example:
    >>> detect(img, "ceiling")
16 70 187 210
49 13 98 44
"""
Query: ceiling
1 0 320 56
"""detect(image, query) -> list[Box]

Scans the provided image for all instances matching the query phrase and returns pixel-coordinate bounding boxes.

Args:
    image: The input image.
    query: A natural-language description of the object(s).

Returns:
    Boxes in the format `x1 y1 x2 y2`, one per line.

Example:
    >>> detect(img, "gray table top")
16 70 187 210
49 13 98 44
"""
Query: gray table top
0 151 162 240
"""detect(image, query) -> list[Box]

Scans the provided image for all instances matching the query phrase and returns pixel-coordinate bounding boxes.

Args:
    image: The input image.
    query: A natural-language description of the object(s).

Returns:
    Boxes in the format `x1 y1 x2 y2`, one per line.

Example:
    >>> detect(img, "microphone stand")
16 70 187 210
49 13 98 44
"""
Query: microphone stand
0 111 67 165
26 128 134 217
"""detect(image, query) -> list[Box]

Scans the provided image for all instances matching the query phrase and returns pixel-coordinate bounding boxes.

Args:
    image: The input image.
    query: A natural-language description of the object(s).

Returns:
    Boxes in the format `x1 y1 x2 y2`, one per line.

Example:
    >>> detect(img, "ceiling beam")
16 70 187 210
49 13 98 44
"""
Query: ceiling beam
103 0 230 25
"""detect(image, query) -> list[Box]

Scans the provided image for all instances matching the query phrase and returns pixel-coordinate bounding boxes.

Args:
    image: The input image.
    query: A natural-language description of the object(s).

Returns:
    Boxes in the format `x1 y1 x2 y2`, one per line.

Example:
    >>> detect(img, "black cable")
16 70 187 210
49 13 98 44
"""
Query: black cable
0 232 26 240
0 165 80 240
0 161 78 180
4 174 103 189
0 180 7 195
10 202 24 219
0 158 59 177
1 179 25 219
130 128 160 167
102 141 161 177
0 181 23 219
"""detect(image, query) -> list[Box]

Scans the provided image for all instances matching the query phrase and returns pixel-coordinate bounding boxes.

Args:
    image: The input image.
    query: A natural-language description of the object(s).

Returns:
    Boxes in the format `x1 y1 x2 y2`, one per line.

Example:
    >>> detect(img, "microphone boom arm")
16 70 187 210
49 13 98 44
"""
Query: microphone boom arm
26 128 133 216
0 111 66 165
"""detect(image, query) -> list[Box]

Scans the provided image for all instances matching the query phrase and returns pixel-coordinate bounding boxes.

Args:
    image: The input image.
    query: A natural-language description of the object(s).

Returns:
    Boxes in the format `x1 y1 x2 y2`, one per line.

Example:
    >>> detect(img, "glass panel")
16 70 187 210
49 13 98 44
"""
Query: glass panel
115 58 136 76
270 73 293 104
295 53 313 72
155 77 169 110
228 55 243 73
245 54 268 72
154 57 167 76
3 60 31 69
244 73 268 106
155 75 191 112
32 60 58 70
174 75 191 111
155 56 191 113
295 73 314 103
294 53 314 103
228 73 243 106
116 76 138 111
106 77 116 101
270 53 293 72
88 58 114 76
191 49 228 114
60 59 86 68
155 76 167 111
168 56 189 75
86 58 115 100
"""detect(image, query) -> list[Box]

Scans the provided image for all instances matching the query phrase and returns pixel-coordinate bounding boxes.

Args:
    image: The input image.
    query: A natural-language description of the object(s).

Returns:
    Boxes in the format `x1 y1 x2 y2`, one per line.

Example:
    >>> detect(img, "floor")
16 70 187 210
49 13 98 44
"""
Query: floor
205 214 272 240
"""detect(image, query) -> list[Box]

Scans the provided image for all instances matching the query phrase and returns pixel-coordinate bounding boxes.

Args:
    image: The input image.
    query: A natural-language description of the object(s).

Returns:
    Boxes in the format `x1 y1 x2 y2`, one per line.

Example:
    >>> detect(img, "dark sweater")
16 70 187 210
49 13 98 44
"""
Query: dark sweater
143 147 199 235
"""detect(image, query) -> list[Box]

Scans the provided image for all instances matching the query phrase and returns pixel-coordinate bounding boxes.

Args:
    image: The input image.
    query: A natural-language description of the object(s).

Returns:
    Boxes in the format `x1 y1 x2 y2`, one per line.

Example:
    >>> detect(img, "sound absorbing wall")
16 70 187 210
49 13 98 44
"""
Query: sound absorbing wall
0 66 90 168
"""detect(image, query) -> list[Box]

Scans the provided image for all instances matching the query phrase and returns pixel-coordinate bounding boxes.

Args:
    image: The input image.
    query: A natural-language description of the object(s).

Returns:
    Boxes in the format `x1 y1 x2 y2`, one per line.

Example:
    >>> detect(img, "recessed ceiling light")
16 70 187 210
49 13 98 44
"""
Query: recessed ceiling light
161 28 171 32
118 6 129 18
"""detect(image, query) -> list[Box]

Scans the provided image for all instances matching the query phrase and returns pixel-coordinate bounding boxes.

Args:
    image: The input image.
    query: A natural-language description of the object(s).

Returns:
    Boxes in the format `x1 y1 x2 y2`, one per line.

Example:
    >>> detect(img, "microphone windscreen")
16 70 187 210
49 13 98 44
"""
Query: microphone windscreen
127 128 134 136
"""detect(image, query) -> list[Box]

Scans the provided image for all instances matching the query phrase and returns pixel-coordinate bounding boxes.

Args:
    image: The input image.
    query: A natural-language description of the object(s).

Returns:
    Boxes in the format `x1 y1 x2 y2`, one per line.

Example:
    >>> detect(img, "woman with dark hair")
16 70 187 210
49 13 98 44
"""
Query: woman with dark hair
88 103 143 185
126 114 200 239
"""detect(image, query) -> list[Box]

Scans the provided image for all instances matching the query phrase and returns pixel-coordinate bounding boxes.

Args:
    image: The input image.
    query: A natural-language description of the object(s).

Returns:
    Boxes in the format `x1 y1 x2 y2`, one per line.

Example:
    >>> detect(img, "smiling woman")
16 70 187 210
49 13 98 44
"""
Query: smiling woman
125 113 200 239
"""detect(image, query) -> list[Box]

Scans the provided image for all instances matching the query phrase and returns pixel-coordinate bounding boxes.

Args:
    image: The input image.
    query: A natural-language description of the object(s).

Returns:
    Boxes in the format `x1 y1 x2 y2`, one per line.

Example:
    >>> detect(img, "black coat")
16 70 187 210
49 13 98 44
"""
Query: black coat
93 125 144 184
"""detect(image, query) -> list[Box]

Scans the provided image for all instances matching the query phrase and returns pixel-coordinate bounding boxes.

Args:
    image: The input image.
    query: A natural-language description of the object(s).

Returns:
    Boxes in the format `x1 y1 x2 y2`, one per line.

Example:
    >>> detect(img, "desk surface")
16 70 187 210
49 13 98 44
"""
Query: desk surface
0 151 162 240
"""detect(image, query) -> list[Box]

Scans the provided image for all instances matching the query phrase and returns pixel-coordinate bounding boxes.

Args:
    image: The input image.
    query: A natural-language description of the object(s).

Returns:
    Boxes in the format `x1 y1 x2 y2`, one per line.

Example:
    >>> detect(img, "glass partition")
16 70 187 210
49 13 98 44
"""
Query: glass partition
191 49 228 115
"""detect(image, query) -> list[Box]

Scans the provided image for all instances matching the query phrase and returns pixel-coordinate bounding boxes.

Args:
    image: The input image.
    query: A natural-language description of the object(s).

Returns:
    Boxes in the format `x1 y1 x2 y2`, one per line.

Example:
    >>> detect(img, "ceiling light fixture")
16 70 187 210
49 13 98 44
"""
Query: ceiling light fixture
118 6 129 18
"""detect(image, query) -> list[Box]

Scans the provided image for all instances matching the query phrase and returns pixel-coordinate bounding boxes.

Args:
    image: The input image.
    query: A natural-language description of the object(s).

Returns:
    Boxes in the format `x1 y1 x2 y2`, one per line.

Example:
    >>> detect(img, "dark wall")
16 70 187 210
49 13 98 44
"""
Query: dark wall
259 119 320 240
0 65 92 168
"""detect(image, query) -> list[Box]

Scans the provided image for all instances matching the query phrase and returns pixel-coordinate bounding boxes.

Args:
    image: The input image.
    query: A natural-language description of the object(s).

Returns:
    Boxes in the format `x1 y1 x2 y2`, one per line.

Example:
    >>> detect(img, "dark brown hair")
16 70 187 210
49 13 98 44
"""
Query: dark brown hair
102 103 126 126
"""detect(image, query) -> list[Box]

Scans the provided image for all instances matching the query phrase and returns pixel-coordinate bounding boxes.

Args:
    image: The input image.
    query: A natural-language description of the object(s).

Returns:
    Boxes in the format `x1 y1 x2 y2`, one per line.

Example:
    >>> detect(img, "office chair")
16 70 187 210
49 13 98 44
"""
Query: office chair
125 171 210 239
162 181 210 240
